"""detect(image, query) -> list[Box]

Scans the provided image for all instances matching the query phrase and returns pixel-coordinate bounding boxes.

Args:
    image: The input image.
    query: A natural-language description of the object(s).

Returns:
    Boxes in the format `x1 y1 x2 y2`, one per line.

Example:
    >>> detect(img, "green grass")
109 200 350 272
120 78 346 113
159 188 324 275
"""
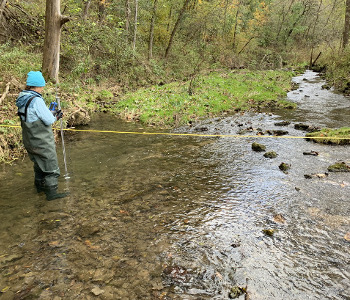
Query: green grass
110 70 296 126
305 127 350 145
0 44 42 82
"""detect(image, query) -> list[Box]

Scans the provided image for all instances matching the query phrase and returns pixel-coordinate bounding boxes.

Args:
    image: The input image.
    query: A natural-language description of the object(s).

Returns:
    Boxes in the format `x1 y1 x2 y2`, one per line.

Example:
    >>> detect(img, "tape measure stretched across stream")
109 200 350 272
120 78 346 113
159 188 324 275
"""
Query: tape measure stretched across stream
0 124 348 140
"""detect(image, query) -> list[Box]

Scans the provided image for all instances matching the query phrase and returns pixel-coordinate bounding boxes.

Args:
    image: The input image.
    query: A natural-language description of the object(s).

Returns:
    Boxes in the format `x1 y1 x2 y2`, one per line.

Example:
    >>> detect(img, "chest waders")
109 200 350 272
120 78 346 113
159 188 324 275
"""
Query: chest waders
19 96 68 201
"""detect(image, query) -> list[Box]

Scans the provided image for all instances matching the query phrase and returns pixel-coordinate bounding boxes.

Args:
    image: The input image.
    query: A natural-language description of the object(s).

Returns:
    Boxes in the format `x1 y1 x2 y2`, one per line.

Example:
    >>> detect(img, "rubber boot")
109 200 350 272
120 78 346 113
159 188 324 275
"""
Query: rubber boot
34 179 45 193
44 185 69 201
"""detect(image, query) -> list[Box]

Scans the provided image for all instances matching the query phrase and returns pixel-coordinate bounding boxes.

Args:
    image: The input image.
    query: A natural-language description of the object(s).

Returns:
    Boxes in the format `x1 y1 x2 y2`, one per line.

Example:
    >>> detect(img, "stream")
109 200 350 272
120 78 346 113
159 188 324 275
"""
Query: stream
0 70 349 299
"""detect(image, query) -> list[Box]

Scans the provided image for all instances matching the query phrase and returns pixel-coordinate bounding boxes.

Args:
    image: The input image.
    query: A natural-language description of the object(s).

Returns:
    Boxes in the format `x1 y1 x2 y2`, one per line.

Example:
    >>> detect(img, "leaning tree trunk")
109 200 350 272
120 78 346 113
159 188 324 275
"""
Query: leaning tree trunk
0 0 6 23
98 0 107 23
343 0 350 48
82 0 91 21
164 0 190 59
125 0 131 42
148 0 158 60
132 0 138 51
42 0 69 83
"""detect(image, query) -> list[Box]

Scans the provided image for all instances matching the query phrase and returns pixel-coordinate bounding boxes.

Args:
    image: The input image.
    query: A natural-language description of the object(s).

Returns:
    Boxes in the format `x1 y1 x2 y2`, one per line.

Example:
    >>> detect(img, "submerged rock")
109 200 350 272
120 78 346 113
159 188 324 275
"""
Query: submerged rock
304 173 328 179
274 121 291 126
264 151 278 159
327 162 350 172
252 142 266 152
194 126 209 132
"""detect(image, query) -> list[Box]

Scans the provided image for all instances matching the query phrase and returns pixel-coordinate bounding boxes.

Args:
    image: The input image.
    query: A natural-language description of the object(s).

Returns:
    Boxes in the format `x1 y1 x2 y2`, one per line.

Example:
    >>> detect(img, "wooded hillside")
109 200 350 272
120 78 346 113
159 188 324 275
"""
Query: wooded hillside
1 0 349 89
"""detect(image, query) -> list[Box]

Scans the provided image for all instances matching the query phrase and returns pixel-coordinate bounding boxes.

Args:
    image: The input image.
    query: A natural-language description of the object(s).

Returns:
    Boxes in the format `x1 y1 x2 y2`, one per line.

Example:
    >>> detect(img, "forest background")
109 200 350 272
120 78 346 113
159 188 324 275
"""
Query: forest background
1 0 350 162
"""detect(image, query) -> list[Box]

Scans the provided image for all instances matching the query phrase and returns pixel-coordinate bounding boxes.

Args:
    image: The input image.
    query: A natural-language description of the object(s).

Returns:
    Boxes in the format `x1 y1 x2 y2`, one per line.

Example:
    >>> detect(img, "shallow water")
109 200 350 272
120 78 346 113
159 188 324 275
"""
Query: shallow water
0 70 349 299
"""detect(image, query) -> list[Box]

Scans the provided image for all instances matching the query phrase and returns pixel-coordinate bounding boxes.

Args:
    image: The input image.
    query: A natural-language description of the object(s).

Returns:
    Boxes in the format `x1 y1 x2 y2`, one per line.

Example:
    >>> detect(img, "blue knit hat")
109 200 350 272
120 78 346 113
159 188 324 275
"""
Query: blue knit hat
26 71 46 87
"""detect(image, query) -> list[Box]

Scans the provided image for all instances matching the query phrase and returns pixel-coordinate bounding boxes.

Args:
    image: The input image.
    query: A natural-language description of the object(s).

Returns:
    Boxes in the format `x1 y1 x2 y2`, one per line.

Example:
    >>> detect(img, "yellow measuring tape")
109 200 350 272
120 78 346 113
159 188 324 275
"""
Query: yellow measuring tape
0 124 348 140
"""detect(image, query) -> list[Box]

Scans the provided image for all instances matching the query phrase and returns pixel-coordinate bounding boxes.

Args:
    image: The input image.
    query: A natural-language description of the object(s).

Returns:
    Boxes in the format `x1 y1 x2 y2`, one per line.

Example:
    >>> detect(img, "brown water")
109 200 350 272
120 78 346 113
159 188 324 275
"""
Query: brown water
0 71 349 299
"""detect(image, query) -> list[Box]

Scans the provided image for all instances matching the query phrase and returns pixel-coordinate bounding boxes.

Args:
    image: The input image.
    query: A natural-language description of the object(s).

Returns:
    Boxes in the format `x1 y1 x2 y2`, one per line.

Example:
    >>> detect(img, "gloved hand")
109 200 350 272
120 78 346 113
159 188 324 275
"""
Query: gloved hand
55 109 63 121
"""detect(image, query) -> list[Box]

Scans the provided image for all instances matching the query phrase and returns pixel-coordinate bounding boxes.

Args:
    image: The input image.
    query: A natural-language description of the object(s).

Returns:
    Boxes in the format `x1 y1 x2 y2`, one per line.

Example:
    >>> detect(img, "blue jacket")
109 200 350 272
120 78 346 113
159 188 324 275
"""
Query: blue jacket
16 90 56 125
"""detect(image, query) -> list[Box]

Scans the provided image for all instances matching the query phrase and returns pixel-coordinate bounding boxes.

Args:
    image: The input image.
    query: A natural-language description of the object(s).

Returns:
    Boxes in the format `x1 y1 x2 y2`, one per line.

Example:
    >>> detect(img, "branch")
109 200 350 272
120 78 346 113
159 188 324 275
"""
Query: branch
0 82 10 105
0 0 6 23
238 36 256 55
60 15 70 26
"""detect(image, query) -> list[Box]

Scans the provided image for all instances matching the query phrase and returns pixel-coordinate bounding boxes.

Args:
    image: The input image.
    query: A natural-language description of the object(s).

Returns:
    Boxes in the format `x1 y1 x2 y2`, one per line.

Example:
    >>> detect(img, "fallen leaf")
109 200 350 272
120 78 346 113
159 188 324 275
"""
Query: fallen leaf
1 286 10 293
119 210 129 215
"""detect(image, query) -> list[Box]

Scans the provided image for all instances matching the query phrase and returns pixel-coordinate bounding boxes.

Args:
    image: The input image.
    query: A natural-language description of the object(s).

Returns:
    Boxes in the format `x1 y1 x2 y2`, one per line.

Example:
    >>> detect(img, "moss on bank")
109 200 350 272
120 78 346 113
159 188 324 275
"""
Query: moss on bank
109 70 296 127
305 127 350 145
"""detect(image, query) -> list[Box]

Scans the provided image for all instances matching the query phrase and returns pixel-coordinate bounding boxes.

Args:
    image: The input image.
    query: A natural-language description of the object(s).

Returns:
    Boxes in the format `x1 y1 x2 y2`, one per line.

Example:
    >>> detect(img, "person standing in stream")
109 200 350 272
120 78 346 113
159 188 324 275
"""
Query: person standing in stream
16 71 68 201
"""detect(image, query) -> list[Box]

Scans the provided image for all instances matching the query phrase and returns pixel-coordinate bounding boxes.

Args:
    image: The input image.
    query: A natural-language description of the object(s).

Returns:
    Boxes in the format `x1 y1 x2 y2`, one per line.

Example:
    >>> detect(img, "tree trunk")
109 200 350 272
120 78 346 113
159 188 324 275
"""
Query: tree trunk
82 0 91 21
148 0 158 60
276 0 295 41
222 0 229 36
42 0 69 83
167 6 172 33
232 0 241 51
98 0 106 23
125 0 131 41
343 0 350 48
132 0 138 51
165 0 190 59
0 0 6 23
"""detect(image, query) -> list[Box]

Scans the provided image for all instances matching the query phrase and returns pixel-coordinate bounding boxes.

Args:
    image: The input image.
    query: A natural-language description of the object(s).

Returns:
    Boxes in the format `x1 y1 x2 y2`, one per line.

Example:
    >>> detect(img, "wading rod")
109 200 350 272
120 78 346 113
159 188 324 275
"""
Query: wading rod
56 94 69 178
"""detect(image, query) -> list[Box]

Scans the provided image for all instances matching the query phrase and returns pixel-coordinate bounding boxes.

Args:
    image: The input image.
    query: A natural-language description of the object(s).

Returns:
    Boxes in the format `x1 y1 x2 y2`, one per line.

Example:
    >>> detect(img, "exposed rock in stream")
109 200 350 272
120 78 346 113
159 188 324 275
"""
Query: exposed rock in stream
262 229 275 236
266 130 289 136
279 162 291 172
294 123 320 132
252 142 266 152
229 285 247 299
303 151 319 156
264 151 278 159
67 109 90 127
274 121 291 126
327 162 350 172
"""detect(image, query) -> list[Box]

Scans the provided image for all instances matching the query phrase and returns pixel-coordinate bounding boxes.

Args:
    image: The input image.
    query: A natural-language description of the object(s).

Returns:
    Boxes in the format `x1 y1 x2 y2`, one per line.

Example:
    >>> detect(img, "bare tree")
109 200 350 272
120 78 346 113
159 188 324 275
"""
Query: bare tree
132 0 138 51
125 0 131 41
148 0 158 60
165 0 191 58
82 0 91 21
0 0 6 23
232 0 241 51
343 0 350 48
98 0 107 23
42 0 70 83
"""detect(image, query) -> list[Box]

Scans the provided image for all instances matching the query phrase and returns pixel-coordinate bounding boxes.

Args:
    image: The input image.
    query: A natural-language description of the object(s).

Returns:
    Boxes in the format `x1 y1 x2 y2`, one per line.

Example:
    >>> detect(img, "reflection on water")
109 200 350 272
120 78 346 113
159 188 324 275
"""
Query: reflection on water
0 71 349 299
